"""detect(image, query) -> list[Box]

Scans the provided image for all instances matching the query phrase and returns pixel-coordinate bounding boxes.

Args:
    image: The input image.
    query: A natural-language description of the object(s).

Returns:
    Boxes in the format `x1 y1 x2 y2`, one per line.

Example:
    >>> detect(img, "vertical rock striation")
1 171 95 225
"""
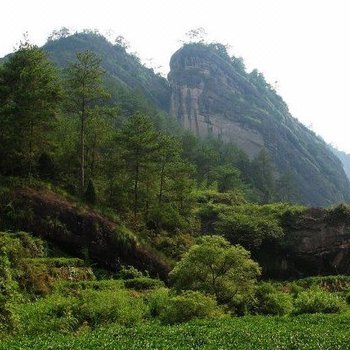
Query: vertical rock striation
168 43 350 206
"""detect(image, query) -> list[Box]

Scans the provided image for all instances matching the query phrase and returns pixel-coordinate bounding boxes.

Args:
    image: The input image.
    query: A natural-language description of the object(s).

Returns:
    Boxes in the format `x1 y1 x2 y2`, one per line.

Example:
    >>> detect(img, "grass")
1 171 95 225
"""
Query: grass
1 313 349 349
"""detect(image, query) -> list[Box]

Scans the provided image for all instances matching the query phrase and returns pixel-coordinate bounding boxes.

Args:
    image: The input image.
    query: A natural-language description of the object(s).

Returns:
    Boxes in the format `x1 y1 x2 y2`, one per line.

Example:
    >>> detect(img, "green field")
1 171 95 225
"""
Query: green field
1 313 349 350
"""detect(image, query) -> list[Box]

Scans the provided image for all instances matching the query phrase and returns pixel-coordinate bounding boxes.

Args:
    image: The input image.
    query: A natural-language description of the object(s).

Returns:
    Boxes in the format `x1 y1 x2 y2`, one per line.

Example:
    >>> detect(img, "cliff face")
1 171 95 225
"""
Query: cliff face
168 44 350 206
260 208 350 278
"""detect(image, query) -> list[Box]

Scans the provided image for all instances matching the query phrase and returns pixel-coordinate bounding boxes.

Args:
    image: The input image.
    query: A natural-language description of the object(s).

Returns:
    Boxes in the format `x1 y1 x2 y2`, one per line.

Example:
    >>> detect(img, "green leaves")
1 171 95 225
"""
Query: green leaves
170 235 261 304
0 43 62 176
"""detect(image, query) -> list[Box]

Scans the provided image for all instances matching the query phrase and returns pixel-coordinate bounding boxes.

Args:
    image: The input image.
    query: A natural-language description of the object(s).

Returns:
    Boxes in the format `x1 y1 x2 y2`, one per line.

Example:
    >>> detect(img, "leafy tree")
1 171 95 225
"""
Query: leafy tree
170 235 261 305
0 41 62 176
65 50 109 193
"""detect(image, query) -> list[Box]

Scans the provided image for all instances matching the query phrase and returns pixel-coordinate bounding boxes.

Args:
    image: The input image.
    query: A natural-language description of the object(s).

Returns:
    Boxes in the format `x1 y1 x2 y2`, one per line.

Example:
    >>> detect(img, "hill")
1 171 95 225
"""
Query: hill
168 43 350 206
44 32 170 111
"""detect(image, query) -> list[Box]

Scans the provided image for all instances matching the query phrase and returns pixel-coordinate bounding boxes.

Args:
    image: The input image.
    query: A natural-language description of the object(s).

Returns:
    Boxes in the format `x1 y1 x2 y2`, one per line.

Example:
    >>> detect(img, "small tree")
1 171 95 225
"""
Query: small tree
170 235 261 305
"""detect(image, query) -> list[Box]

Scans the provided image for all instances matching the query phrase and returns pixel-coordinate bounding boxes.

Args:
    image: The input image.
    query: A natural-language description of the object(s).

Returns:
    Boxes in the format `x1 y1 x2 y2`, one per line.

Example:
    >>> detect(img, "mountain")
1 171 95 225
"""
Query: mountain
168 42 350 206
43 32 171 111
5 33 349 206
329 145 350 181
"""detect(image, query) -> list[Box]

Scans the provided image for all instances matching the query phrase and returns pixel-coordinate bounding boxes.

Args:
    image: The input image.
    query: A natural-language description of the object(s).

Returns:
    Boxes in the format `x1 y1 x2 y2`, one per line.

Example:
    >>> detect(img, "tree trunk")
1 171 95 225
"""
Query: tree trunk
134 161 139 217
158 162 166 205
80 101 86 194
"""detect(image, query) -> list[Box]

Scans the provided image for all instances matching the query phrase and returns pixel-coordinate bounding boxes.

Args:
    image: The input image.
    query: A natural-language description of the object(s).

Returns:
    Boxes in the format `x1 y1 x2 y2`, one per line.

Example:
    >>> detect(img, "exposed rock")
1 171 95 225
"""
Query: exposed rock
259 208 350 278
168 43 350 206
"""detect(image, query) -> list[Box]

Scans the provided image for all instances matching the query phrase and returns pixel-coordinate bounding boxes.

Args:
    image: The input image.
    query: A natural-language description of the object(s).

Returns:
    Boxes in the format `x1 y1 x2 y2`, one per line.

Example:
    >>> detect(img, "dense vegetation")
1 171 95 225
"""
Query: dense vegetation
1 31 350 348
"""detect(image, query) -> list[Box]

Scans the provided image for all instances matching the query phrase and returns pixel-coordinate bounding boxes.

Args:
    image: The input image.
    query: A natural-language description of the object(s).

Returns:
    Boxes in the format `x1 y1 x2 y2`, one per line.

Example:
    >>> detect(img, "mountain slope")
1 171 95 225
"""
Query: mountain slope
329 145 350 181
44 32 170 111
168 43 350 206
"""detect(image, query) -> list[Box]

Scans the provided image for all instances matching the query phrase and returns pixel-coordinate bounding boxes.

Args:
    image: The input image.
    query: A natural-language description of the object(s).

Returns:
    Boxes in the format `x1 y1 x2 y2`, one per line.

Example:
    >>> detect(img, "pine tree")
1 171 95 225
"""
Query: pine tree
0 41 62 176
65 51 109 194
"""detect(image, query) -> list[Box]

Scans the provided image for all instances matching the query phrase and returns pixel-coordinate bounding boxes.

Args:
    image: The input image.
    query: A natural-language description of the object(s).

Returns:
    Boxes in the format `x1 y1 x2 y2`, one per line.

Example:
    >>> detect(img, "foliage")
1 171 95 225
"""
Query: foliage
160 290 220 324
124 277 164 291
77 289 147 327
170 235 261 306
2 314 350 349
253 283 293 315
117 265 144 279
326 203 350 224
294 288 347 314
214 203 305 250
0 41 62 177
144 287 170 317
65 50 110 193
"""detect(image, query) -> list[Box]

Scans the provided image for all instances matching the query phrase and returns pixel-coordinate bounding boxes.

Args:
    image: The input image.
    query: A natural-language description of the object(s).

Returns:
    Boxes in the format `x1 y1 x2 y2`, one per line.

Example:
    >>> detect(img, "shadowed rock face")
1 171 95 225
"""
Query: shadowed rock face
259 208 350 278
168 44 350 206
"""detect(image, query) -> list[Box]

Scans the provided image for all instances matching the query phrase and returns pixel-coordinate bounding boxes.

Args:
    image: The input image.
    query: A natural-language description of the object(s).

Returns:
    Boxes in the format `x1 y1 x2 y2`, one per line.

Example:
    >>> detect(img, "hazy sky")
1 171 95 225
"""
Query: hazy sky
2 0 350 152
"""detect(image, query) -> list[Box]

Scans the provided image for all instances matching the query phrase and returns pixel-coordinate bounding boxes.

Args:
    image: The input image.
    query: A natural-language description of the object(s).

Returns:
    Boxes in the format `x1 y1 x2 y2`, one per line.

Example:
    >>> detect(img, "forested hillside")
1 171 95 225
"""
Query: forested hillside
1 30 350 348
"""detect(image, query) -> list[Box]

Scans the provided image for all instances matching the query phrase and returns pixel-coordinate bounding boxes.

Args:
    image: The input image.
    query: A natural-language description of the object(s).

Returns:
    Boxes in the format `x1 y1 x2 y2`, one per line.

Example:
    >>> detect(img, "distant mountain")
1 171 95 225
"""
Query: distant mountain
168 43 350 206
329 145 350 181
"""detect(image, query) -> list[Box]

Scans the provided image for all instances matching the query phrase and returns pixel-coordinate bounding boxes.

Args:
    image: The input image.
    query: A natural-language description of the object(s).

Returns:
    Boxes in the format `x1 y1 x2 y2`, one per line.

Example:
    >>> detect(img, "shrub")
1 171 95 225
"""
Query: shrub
160 290 220 324
170 236 261 305
77 289 146 327
117 265 144 279
254 283 293 315
144 287 170 317
18 294 79 335
346 292 350 305
294 288 346 314
124 277 164 291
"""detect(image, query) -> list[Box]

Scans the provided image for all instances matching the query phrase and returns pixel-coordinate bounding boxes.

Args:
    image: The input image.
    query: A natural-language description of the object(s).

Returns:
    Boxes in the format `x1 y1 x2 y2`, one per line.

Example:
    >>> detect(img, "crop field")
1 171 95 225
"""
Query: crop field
1 313 349 350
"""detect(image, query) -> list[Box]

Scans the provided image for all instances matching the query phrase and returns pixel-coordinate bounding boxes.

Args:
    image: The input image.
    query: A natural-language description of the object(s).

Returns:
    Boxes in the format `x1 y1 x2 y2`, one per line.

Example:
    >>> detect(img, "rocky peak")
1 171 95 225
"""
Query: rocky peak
168 43 350 206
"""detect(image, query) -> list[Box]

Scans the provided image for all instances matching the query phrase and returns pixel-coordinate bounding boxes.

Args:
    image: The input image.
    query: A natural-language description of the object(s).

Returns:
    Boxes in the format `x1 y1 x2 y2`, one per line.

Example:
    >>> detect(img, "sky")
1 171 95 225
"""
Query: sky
1 0 350 152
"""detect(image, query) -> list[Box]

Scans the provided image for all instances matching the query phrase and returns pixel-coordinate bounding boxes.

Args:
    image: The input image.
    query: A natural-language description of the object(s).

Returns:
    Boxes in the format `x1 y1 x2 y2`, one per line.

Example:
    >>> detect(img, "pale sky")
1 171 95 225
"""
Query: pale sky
1 0 350 152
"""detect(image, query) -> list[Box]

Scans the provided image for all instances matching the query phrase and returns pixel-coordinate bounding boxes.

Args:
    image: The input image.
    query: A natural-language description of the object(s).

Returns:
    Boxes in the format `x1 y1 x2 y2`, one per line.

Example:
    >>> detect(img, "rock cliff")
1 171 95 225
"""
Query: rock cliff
168 43 350 206
260 207 350 278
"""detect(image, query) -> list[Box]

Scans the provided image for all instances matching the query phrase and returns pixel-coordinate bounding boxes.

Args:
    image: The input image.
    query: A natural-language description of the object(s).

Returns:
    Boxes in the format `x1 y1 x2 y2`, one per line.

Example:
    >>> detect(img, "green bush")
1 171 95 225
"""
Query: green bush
55 280 124 295
144 287 170 317
18 294 79 335
117 265 144 279
346 292 350 305
254 283 293 315
78 289 146 327
124 277 164 291
294 288 346 314
160 290 220 324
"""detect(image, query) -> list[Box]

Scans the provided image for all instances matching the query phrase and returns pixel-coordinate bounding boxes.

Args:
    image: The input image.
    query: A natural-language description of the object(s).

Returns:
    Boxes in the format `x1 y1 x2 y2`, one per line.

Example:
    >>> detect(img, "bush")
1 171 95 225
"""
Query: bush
294 288 346 314
18 294 79 335
346 292 350 305
124 277 164 291
117 265 144 279
160 290 220 324
78 289 146 327
144 287 170 317
254 283 293 315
